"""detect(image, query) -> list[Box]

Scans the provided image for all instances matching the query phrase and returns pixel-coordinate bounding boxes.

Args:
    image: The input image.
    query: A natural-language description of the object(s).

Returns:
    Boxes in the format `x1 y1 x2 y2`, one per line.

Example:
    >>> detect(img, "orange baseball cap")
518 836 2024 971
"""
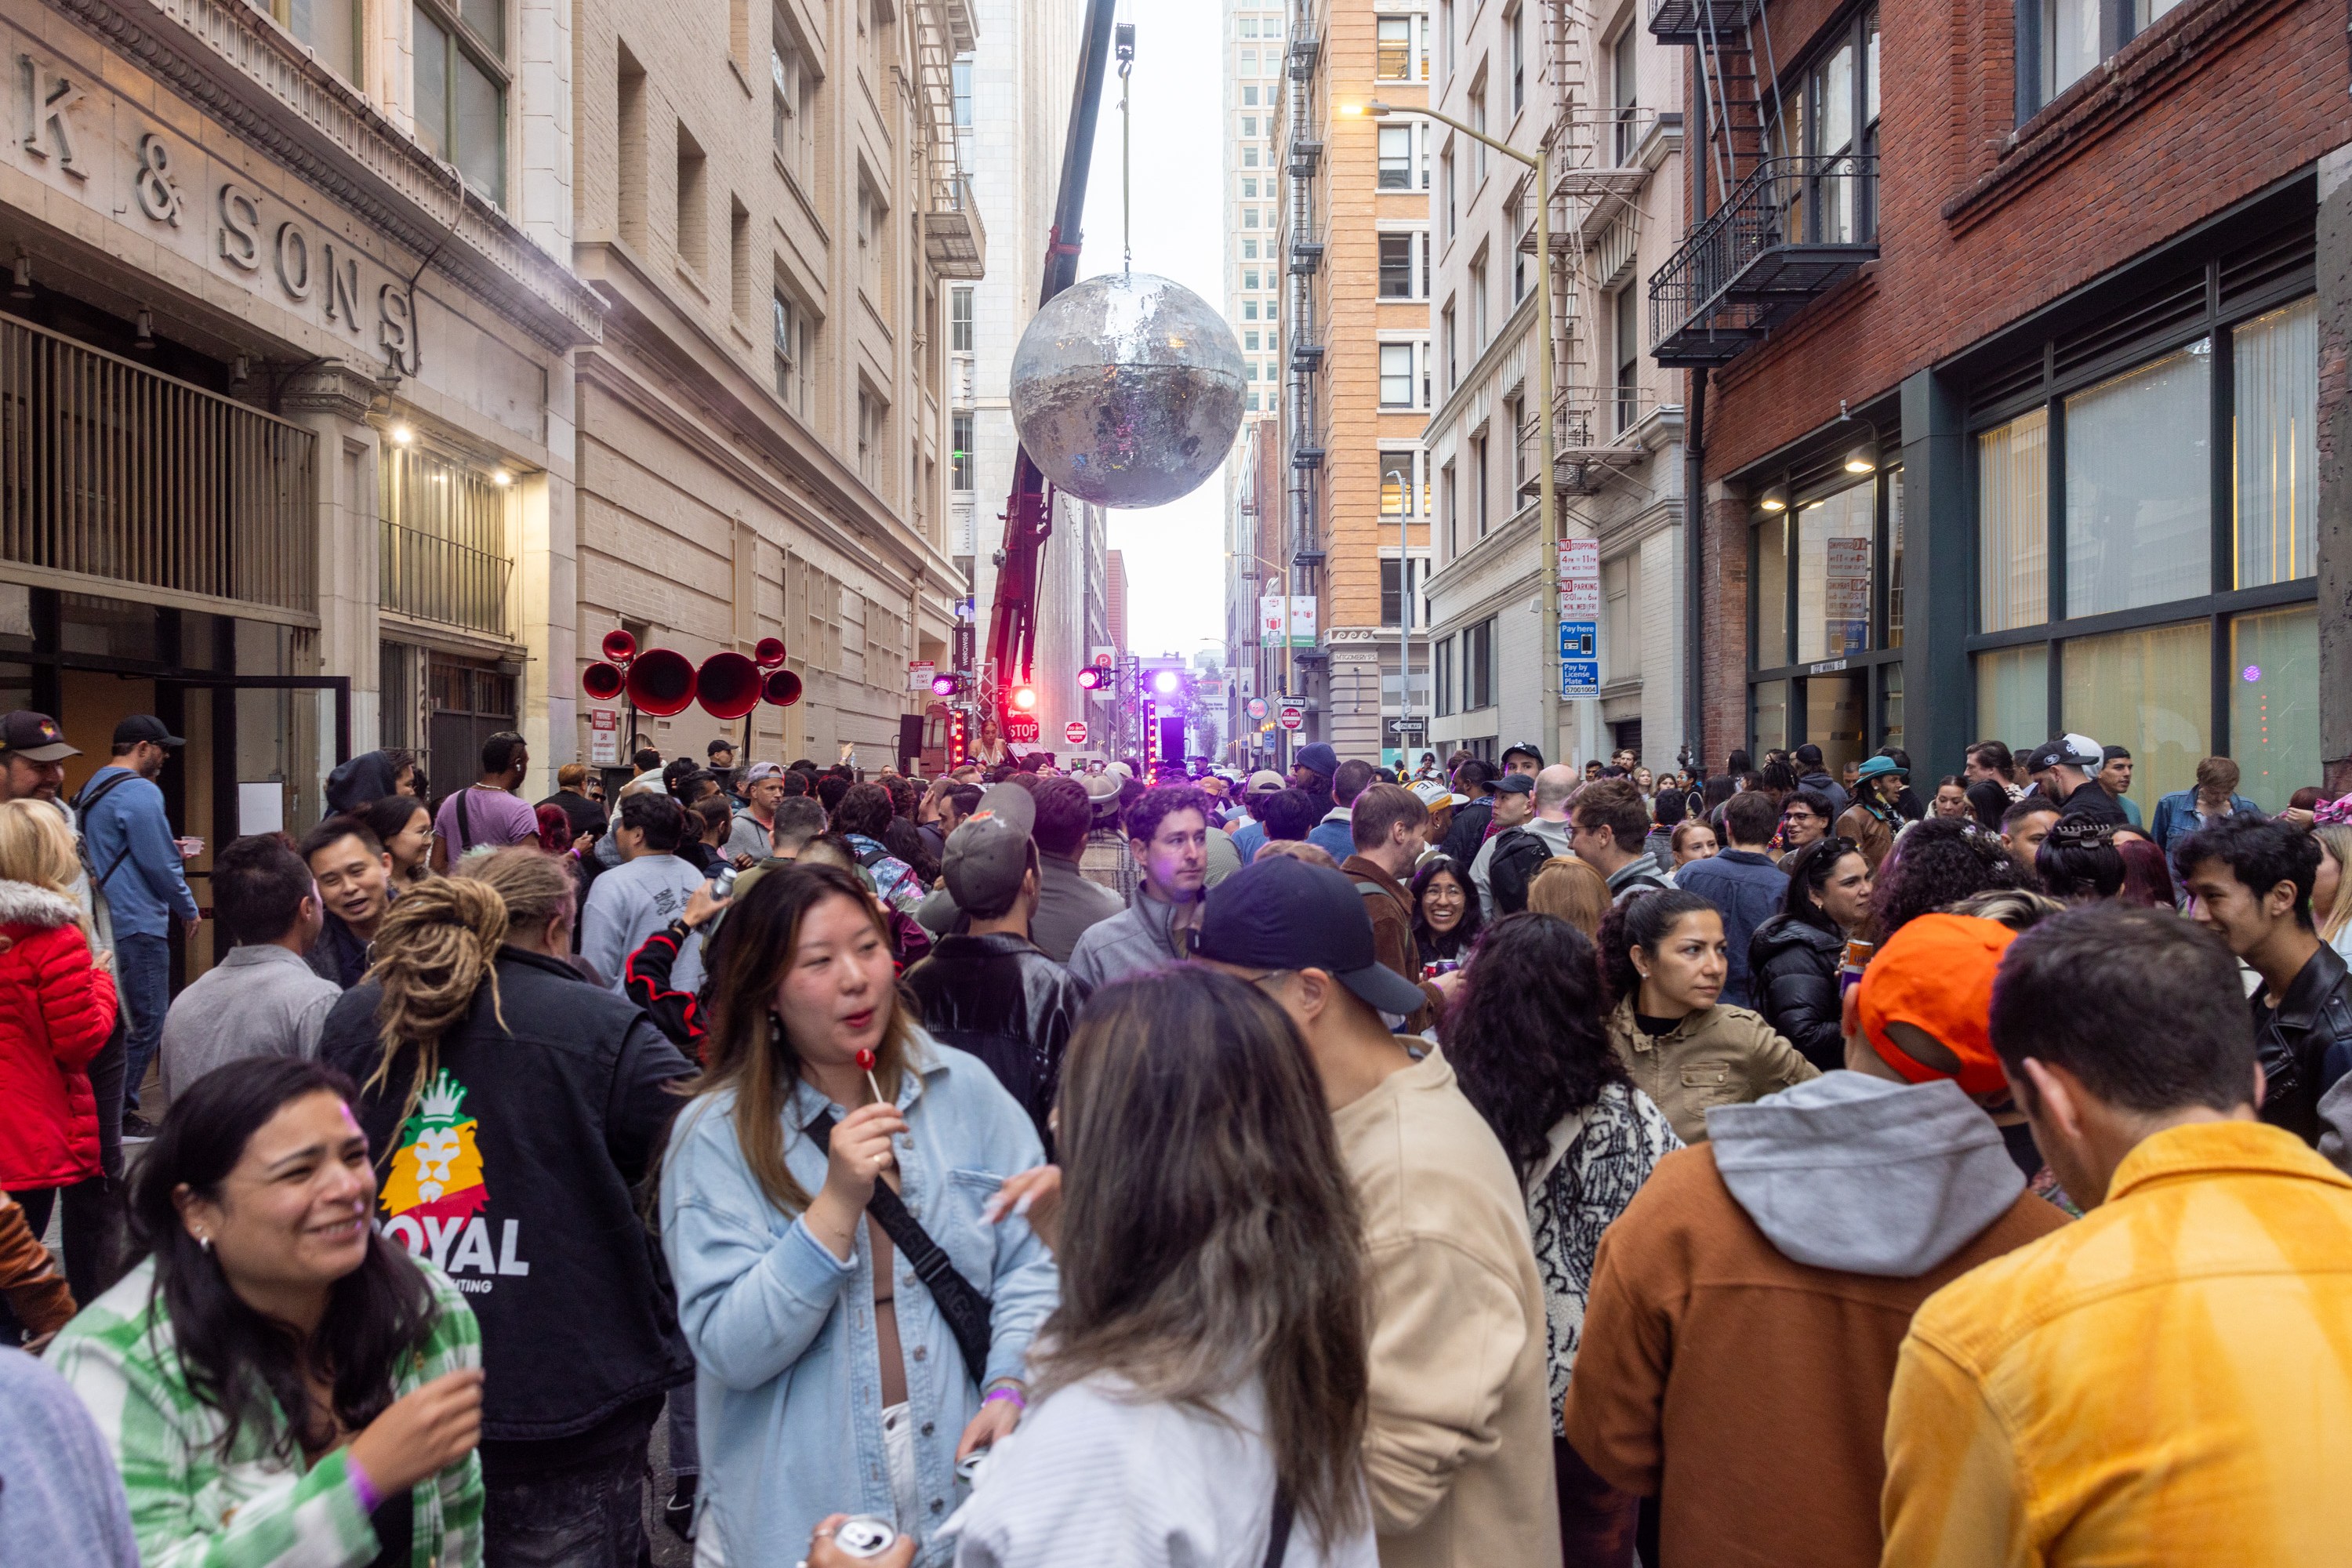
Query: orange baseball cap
1857 913 2019 1098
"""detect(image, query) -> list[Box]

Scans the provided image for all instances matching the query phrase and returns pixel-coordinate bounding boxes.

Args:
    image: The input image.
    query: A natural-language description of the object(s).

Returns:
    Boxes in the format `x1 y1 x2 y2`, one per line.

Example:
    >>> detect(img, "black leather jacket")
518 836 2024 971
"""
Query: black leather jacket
1748 913 1846 1074
900 933 1087 1151
2253 940 2352 1146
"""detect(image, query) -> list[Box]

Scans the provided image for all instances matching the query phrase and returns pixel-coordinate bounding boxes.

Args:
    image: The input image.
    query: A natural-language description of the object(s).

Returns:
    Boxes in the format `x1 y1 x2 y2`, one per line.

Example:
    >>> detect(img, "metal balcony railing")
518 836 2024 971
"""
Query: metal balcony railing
1289 333 1325 372
1650 154 1878 367
1288 231 1326 275
924 172 986 281
0 316 318 614
1647 0 1754 44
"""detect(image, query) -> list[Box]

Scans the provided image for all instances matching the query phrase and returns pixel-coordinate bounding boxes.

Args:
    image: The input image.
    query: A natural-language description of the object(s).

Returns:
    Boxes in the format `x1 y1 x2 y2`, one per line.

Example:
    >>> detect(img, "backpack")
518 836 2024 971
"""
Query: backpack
70 771 141 944
1487 828 1555 916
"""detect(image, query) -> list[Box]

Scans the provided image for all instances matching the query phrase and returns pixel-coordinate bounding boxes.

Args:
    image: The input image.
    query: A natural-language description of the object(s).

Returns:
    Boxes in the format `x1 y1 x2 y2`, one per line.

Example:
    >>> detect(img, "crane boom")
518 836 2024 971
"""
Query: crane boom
981 0 1120 713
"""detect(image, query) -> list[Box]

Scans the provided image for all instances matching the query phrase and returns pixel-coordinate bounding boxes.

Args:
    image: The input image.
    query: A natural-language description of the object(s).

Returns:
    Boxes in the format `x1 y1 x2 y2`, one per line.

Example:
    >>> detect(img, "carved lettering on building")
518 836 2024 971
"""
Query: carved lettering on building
378 283 417 376
274 222 310 299
321 241 361 333
217 183 261 270
132 133 182 226
16 56 82 176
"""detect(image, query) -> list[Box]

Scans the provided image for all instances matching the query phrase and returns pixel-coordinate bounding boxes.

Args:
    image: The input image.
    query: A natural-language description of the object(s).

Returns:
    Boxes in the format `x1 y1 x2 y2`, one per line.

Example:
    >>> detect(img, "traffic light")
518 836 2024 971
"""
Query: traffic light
1010 684 1039 713
1077 666 1108 690
931 671 965 698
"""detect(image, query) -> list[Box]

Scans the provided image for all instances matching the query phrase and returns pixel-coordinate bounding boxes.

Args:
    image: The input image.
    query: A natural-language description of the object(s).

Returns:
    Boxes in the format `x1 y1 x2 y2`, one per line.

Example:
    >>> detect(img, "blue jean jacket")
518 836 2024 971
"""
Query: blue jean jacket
659 1032 1057 1566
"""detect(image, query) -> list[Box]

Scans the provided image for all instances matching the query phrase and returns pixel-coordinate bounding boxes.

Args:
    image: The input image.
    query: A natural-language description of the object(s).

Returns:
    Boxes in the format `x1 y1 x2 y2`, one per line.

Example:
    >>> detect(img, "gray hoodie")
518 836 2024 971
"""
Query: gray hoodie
1705 1073 2025 1277
580 851 706 996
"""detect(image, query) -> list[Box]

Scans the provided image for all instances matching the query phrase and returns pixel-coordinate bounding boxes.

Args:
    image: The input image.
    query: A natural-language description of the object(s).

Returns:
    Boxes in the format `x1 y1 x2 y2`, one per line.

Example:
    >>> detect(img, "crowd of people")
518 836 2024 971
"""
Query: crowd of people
2 709 2350 1568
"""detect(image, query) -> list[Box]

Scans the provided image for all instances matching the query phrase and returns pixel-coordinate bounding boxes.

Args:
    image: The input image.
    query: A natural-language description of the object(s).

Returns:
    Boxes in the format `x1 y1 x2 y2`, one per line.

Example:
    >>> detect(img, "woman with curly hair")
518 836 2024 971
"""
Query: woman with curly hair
1441 913 1678 1566
1865 815 2021 943
1409 855 1481 966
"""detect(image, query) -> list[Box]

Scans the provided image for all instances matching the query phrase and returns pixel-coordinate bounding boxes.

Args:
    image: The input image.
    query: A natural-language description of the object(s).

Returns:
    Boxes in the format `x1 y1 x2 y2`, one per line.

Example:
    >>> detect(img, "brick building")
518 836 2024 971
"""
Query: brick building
1653 0 2346 812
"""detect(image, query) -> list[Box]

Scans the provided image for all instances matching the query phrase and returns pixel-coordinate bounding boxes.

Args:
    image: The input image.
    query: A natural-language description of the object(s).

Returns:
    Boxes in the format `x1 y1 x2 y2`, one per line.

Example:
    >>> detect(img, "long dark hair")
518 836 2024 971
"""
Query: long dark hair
684 862 914 1217
1409 855 1482 960
129 1058 437 1463
1868 815 2020 939
1594 888 1719 1008
1033 967 1367 1546
1780 836 1860 934
1441 914 1629 1181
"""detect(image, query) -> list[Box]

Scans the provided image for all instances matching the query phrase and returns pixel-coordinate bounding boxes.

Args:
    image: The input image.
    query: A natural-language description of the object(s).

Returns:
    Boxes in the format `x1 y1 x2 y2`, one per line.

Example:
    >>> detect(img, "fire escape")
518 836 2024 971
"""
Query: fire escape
1645 0 1875 365
913 0 985 281
1524 0 1666 508
1283 0 1327 677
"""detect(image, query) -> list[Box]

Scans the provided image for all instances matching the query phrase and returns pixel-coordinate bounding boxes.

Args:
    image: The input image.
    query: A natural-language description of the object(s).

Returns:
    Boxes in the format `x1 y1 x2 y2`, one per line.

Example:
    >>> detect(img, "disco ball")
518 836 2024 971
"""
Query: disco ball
1008 271 1246 509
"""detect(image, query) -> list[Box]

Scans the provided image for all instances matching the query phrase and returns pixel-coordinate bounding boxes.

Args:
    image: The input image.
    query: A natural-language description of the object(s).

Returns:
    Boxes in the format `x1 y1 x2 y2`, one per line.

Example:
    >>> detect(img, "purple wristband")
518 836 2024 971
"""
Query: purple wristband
347 1452 382 1514
982 1385 1026 1412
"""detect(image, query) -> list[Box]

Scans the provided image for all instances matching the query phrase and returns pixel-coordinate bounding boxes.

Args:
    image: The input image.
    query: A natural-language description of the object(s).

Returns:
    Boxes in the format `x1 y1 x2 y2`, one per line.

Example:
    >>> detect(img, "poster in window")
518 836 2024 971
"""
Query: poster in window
1824 536 1870 658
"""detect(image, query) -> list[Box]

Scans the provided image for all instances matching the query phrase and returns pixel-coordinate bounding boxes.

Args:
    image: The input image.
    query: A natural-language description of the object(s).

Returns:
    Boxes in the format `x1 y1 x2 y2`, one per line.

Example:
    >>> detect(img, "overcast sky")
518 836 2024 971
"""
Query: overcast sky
1074 0 1229 666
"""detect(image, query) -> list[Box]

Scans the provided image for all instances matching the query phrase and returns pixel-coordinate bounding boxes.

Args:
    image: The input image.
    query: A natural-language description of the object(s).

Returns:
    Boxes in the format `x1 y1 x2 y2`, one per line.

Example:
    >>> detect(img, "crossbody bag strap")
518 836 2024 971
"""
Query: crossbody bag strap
1262 1489 1294 1568
453 789 474 854
74 773 139 889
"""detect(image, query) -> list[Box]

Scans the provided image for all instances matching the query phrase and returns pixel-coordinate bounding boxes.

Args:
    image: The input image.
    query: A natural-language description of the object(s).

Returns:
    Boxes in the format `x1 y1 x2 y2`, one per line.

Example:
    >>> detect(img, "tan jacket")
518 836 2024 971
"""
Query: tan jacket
1332 1047 1563 1568
1605 999 1820 1144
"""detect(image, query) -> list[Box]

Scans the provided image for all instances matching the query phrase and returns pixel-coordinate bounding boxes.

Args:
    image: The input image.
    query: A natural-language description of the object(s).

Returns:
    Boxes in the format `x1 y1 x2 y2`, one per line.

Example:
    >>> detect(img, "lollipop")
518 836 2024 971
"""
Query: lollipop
856 1047 884 1105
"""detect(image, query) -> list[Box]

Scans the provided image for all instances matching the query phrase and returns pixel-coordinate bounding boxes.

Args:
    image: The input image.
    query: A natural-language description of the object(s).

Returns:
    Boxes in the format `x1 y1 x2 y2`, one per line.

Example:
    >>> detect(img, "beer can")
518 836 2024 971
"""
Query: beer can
1838 937 1875 996
833 1516 900 1559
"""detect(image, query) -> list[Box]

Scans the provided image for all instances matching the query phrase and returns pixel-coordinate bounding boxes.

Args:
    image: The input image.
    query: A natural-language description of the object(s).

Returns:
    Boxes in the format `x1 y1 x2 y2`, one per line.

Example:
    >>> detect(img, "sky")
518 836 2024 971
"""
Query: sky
1073 0 1230 666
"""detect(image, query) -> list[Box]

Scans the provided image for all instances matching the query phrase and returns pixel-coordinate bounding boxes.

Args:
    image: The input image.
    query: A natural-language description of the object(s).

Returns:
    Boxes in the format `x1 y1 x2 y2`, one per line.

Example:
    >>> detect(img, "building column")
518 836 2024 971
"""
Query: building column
1899 365 1972 782
2317 143 2352 793
279 361 385 759
1697 487 1748 768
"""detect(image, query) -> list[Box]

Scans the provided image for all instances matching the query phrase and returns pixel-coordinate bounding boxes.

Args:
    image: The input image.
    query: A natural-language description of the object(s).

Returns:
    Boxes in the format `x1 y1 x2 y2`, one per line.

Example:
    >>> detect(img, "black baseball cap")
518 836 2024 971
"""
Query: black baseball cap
1501 742 1544 766
0 711 79 761
707 739 735 757
1493 771 1536 796
113 715 184 748
1192 855 1430 1017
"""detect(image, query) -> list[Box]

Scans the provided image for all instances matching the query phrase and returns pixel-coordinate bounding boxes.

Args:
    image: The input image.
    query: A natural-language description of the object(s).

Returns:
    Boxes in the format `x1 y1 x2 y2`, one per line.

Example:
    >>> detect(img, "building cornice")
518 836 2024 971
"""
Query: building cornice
51 0 604 351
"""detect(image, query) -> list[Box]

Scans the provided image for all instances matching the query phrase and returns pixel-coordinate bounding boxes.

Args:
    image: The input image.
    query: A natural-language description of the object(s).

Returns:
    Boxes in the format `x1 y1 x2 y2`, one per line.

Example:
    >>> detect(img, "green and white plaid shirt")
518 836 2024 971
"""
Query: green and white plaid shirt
47 1254 484 1568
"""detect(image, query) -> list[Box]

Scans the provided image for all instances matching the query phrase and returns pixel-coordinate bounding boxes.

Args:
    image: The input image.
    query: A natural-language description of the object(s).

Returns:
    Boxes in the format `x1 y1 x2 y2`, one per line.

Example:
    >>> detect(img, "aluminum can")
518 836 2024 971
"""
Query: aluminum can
833 1517 899 1559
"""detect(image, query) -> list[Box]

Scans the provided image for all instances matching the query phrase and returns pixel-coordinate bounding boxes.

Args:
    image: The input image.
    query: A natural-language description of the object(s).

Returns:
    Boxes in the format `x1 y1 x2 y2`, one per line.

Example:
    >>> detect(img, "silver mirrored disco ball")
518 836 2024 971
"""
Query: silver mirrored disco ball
1008 272 1246 509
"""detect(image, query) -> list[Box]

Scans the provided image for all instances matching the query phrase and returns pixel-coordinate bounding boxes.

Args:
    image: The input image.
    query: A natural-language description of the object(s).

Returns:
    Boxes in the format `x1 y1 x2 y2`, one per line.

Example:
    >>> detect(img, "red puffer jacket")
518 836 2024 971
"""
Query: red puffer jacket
0 880 119 1189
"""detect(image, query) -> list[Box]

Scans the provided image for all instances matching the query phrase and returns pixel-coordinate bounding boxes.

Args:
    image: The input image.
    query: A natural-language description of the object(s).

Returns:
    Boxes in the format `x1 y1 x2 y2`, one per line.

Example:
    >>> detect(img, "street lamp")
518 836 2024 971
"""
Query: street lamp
1360 97 1560 761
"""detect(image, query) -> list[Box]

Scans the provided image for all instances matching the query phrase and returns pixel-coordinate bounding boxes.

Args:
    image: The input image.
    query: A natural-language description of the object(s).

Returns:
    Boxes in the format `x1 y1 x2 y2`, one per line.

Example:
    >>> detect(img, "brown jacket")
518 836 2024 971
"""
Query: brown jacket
1834 801 1896 871
0 1189 73 1338
1603 999 1819 1144
1342 854 1444 1031
1334 1047 1563 1568
1563 1143 2065 1568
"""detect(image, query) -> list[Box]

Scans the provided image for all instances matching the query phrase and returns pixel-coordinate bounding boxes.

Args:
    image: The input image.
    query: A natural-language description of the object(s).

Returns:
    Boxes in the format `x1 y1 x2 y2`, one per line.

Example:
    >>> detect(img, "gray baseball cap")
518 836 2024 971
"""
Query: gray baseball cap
942 807 1037 915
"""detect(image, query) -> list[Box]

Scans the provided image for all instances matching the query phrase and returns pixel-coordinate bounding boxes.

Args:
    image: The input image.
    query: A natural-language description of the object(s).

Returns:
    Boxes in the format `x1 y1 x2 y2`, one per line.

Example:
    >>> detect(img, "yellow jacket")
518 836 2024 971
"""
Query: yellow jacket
1881 1119 2352 1566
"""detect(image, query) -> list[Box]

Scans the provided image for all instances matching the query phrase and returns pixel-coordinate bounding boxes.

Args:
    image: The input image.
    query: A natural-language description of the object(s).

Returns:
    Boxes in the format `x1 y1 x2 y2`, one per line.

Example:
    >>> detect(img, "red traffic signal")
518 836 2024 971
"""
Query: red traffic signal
1077 666 1107 690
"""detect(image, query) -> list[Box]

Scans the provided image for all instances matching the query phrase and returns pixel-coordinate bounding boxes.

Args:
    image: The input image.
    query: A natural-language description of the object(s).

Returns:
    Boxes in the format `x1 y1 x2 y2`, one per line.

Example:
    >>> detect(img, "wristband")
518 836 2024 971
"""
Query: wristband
982 1384 1026 1413
346 1452 382 1515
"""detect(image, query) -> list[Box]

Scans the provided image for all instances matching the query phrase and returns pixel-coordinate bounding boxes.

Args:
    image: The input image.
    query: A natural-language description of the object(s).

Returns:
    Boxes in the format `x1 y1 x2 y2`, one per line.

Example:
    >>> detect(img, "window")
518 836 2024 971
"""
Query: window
2061 620 2209 804
950 285 973 351
1613 284 1640 432
1420 232 1431 292
1468 85 1487 186
2064 340 2209 617
1378 234 1413 298
1604 554 1641 681
1508 5 1524 114
1441 148 1455 237
1442 303 1456 389
1753 516 1788 666
1380 451 1414 515
675 125 708 272
1796 481 1873 661
1472 434 1490 538
1243 114 1258 137
1244 299 1259 320
729 198 750 317
1381 558 1421 628
771 288 811 415
1243 238 1258 259
856 390 887 488
1379 344 1414 405
1465 617 1495 709
1241 48 1256 73
412 0 506 199
1435 635 1455 716
2017 0 2179 118
1243 176 1259 199
617 45 646 244
2234 296 2317 588
1420 15 1432 80
1469 253 1488 349
1377 16 1411 80
950 410 975 491
1245 331 1261 351
1244 147 1260 171
256 0 358 79
1243 209 1259 229
1377 127 1412 190
1243 267 1260 290
856 175 887 301
1439 0 1454 82
1243 84 1259 107
1240 16 1258 37
1769 7 1880 242
771 27 816 185
1976 407 2048 632
2231 604 2319 809
953 54 972 128
1613 27 1639 165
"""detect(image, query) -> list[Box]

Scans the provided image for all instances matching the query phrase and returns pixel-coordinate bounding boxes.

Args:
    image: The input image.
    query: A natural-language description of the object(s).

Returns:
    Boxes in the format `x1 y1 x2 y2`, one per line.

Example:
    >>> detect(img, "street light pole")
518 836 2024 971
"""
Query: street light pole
1364 100 1560 767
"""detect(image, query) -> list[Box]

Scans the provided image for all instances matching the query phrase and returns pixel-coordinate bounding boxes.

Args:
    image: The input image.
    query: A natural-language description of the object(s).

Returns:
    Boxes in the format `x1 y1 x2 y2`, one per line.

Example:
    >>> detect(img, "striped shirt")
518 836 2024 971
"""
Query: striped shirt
48 1255 484 1568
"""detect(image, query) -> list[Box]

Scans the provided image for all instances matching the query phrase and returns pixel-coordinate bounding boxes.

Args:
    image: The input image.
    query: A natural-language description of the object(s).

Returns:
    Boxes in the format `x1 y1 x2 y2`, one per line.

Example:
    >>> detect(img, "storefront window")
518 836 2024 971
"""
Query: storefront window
1797 481 1872 662
2229 604 2319 811
1753 517 1788 666
2060 620 2209 807
2064 342 2210 616
1886 466 1904 648
1803 672 1866 778
1878 662 1903 753
1977 408 2047 632
1974 644 2047 755
1752 679 1789 755
2234 297 2317 589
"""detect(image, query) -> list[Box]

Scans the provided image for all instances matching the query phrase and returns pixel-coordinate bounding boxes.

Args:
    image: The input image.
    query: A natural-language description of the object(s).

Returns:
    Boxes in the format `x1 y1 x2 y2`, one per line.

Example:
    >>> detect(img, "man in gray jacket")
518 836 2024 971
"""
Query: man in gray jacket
158 837 339 1104
581 793 705 994
1068 784 1213 989
1469 766 1574 920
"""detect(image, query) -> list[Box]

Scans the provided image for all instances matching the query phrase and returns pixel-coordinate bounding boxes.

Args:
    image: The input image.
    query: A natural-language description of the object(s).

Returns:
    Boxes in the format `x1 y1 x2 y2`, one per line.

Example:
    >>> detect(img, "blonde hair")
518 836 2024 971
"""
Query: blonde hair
361 875 509 1133
0 800 90 939
2314 825 2352 948
456 845 575 938
1253 839 1339 870
1526 855 1610 938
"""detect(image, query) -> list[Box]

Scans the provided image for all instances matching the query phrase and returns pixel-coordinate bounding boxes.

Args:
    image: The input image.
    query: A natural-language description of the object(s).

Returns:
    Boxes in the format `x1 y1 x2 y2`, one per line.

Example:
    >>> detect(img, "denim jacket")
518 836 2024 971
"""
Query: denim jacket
659 1030 1057 1566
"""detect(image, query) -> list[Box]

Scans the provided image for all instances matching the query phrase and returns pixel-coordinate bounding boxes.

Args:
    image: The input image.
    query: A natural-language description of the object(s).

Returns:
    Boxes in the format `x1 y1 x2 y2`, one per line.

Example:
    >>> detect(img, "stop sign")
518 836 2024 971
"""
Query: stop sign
1279 704 1305 731
1064 720 1088 746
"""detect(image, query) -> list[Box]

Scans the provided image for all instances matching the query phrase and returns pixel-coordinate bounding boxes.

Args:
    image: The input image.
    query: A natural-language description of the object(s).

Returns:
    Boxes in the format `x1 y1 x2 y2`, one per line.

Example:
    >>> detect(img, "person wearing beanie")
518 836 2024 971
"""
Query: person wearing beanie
1565 912 2067 1568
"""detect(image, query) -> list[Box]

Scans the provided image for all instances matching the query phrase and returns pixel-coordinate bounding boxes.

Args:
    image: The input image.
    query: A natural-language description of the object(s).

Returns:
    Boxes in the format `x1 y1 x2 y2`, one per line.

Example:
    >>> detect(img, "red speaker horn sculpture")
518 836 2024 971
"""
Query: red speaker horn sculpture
581 662 626 702
696 652 764 719
601 629 638 663
762 670 804 708
625 648 698 716
753 637 788 669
